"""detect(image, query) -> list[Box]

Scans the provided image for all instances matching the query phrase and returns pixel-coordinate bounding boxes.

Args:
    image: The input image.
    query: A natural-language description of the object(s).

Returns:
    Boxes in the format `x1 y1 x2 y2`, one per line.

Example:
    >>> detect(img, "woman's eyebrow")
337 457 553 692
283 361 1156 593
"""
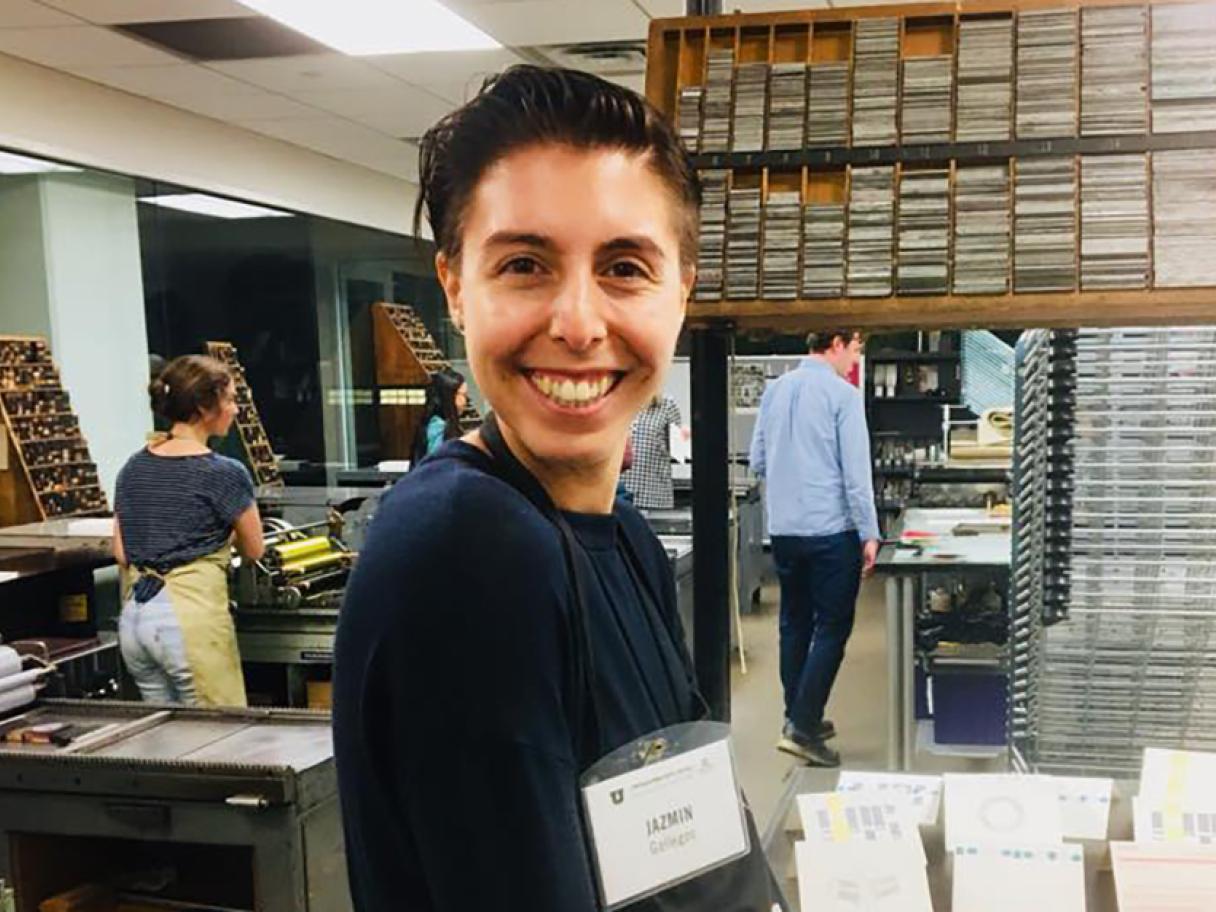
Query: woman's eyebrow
483 230 556 251
599 236 665 261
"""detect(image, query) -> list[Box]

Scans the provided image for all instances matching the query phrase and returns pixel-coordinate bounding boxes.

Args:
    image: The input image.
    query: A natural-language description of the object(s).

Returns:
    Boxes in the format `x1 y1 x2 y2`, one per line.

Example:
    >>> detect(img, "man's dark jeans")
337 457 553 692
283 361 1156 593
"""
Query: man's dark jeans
771 531 863 739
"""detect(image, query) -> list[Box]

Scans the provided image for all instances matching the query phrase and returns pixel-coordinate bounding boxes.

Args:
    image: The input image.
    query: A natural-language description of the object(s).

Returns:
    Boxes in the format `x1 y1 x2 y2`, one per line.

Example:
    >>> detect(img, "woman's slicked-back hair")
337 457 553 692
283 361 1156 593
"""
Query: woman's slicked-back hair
415 64 702 267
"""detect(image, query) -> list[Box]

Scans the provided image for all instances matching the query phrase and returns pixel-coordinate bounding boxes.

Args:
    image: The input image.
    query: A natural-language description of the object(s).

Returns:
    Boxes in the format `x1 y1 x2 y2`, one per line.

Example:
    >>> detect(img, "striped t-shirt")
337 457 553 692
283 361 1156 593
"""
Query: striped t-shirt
115 449 254 573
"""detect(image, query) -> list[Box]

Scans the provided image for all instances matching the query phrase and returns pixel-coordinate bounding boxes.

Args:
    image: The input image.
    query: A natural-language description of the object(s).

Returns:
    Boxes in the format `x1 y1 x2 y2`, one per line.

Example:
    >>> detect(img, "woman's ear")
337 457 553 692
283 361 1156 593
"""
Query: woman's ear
437 251 463 332
680 263 696 316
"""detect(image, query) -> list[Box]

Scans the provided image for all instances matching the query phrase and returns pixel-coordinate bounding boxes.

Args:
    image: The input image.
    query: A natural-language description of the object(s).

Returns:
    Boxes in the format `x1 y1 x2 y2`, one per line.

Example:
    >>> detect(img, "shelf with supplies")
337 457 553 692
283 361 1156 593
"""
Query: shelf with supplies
874 465 916 478
864 330 1009 537
205 341 282 488
372 302 482 461
871 394 953 403
648 0 1216 331
867 350 960 363
875 462 1010 483
0 335 109 525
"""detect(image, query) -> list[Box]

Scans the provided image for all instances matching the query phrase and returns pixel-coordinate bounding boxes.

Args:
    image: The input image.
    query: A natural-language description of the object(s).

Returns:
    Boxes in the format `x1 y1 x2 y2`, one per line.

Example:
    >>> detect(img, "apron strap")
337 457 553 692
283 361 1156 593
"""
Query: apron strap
131 567 167 604
478 413 605 764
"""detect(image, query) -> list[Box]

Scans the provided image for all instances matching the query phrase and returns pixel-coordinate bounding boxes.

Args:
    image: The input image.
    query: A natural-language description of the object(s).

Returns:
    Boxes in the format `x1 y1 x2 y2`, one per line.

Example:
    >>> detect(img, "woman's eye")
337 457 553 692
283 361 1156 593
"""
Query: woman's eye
501 257 541 276
606 260 647 280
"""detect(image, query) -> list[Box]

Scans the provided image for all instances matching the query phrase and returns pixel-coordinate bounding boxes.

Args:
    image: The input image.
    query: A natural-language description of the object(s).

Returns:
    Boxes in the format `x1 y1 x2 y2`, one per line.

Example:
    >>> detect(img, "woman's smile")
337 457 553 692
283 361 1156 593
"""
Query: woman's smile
524 368 626 412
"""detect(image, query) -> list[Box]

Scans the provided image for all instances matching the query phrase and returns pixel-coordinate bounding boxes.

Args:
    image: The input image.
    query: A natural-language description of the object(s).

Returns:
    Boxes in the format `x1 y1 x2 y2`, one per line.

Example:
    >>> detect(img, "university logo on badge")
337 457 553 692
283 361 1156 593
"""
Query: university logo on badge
611 788 625 806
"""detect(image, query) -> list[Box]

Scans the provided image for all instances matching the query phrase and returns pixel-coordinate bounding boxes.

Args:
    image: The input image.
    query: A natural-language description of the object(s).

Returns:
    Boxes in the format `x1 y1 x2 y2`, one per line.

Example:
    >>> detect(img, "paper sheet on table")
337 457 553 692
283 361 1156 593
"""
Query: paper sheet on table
669 426 691 464
1133 796 1216 846
0 571 18 585
795 840 932 912
952 842 1085 912
1111 841 1216 912
1054 775 1113 840
944 774 1063 849
1140 748 1216 805
797 792 925 863
836 771 943 826
66 518 114 537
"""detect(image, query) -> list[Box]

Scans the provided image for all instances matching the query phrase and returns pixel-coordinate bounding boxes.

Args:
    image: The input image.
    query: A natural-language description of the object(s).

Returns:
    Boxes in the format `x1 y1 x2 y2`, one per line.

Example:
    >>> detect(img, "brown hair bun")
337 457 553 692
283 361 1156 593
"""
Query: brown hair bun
149 355 232 424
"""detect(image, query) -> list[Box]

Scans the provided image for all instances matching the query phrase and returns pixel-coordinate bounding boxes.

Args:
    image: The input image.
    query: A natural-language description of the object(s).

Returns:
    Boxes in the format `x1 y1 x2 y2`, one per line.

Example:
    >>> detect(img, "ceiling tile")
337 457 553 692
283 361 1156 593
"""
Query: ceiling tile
38 0 251 23
443 0 650 46
116 17 329 61
167 91 322 121
368 48 526 104
67 61 256 98
0 0 81 28
286 85 454 138
207 54 405 94
61 61 322 121
236 115 416 170
606 72 645 94
0 23 182 66
353 144 420 183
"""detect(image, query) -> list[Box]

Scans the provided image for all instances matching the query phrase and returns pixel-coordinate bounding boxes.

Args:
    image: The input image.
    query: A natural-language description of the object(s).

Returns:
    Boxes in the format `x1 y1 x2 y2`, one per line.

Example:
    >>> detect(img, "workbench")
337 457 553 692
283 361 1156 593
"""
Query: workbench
0 518 121 699
647 477 767 614
875 507 1012 771
0 699 346 911
255 485 374 529
656 535 694 655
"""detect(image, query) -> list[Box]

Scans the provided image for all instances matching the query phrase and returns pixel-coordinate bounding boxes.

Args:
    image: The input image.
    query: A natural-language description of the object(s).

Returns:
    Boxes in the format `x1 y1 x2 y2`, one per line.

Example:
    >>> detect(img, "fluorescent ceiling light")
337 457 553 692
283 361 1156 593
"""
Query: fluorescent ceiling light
139 193 292 220
238 0 499 55
0 151 80 175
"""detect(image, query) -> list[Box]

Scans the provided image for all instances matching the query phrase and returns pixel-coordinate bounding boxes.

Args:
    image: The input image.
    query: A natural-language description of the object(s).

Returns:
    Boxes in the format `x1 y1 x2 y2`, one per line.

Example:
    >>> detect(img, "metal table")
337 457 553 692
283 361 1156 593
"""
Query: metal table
255 485 375 528
763 766 1133 912
646 480 767 616
657 535 694 655
0 519 121 699
0 699 345 911
0 517 114 576
875 507 1011 771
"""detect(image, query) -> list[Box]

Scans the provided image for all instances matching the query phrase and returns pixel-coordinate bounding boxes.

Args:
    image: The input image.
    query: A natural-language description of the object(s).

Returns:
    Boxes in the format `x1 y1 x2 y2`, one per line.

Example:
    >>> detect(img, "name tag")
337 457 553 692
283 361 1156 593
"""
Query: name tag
582 731 749 909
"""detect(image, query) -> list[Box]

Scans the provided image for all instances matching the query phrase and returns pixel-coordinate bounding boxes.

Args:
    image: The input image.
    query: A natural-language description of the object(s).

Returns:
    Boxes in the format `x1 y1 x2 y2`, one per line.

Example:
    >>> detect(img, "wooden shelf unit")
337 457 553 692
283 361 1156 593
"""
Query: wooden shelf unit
204 341 283 488
0 335 108 526
647 0 1216 331
372 303 482 460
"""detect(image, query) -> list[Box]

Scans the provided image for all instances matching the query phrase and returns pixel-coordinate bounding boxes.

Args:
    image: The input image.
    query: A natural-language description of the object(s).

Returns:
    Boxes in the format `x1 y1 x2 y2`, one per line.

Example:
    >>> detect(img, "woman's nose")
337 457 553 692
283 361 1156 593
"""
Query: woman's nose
549 273 607 352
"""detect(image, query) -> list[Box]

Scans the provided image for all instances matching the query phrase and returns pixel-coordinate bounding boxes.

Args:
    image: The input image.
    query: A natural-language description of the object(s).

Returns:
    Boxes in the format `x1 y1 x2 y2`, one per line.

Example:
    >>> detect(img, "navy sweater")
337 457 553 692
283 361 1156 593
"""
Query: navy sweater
332 441 697 911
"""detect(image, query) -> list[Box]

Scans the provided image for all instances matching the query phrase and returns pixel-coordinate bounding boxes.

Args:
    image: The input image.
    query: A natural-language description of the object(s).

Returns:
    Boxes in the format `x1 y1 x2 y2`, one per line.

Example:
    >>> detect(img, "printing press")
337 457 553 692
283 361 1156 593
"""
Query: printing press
233 517 355 709
0 698 345 911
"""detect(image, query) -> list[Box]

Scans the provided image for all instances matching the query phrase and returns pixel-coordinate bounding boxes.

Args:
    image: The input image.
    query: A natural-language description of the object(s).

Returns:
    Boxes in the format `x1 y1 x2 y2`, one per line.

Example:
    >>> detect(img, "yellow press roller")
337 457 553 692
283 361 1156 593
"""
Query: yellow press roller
268 536 333 565
280 550 351 576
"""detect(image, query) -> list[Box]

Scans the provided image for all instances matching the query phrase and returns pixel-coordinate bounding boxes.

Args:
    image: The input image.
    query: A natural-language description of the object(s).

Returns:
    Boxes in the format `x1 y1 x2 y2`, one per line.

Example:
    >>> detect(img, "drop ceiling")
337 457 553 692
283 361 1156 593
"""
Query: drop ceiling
0 0 922 184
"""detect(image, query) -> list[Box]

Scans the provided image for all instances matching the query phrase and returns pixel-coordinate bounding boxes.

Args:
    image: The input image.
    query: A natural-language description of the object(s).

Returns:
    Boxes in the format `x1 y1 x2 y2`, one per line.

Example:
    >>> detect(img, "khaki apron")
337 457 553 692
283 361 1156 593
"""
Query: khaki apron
123 545 247 708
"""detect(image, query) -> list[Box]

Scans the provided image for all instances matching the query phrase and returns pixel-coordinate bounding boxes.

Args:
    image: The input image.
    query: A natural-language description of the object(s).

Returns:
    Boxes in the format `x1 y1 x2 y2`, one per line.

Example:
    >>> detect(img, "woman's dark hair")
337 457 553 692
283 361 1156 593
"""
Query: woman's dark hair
411 369 466 463
415 64 702 267
149 355 232 424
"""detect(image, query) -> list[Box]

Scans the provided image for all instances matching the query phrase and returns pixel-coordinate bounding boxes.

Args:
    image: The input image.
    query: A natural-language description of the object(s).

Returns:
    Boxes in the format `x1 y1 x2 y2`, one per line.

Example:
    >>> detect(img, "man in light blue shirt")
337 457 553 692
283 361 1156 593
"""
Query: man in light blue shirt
749 329 879 767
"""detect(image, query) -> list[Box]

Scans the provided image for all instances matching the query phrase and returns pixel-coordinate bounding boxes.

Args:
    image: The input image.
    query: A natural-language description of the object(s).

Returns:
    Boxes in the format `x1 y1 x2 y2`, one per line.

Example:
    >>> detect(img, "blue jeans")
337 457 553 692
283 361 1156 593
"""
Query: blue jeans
118 592 198 705
772 531 863 738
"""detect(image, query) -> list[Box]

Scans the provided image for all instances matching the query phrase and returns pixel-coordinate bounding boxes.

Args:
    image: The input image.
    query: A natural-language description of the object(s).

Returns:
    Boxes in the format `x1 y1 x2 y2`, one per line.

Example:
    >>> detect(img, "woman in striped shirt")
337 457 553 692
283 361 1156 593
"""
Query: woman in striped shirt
113 354 264 706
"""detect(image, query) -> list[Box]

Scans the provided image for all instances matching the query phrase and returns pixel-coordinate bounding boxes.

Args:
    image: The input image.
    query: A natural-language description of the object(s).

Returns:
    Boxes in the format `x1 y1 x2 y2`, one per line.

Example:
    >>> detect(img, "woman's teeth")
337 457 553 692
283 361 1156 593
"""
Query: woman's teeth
530 373 615 408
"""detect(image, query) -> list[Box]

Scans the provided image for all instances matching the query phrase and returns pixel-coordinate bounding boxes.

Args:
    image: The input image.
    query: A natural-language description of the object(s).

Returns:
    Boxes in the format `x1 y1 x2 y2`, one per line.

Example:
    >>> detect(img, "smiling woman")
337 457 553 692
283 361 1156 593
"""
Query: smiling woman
333 66 785 911
438 143 690 510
